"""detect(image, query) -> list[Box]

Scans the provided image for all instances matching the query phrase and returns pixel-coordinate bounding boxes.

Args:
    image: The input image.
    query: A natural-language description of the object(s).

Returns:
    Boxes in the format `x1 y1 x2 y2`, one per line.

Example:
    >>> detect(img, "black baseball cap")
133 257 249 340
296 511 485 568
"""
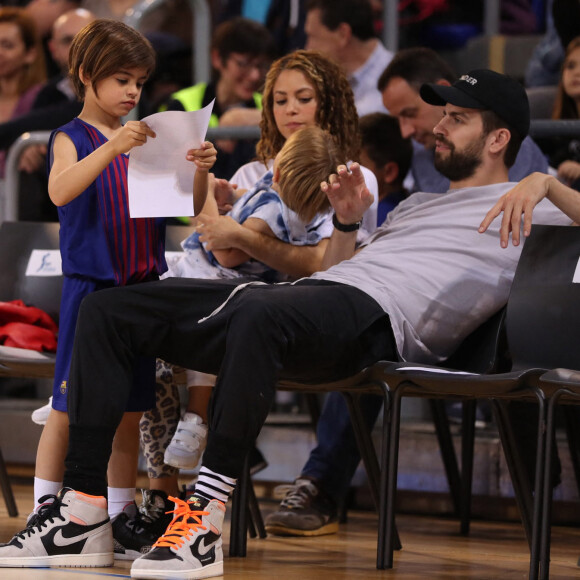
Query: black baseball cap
419 69 530 137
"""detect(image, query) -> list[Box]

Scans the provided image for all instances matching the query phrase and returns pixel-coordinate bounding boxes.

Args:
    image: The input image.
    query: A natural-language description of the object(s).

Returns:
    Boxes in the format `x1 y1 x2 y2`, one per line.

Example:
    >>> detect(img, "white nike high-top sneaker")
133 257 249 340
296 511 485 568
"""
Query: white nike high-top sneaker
0 488 113 568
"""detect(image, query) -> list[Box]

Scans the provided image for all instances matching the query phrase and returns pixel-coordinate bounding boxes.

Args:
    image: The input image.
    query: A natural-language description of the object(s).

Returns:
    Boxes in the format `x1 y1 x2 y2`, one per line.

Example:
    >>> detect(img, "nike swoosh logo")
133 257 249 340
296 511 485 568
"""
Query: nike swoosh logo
41 520 110 555
196 536 215 557
52 527 103 547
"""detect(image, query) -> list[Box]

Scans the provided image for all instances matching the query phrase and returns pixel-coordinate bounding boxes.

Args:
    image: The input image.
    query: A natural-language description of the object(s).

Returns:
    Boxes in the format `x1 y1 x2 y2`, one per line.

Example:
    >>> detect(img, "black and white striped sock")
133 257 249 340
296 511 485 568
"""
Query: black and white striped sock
192 466 236 503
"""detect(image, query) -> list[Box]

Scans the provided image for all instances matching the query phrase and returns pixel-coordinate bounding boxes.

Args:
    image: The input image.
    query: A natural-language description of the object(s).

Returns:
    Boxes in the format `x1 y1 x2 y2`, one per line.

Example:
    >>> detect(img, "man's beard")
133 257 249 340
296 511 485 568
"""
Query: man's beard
434 134 486 182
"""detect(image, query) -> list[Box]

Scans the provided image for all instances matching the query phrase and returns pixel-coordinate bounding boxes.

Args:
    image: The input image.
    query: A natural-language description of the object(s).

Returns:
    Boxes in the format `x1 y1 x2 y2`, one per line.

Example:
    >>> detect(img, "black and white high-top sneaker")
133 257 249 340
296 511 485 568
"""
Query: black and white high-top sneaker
0 488 113 568
130 495 224 579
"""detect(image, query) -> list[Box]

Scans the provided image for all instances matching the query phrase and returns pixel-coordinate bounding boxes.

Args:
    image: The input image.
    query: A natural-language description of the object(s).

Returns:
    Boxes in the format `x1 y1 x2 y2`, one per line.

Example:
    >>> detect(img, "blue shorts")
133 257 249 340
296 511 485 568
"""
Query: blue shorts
52 276 156 413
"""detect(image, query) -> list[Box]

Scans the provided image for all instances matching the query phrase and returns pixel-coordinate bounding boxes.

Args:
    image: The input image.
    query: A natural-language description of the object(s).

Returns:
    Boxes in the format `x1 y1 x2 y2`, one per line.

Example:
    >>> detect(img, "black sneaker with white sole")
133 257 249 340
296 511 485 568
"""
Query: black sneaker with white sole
112 490 175 560
0 488 113 568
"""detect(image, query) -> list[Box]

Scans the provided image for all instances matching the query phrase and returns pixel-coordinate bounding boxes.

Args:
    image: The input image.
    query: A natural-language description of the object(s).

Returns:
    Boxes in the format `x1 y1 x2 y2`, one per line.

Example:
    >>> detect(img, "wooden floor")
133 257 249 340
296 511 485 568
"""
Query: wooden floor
1 474 580 579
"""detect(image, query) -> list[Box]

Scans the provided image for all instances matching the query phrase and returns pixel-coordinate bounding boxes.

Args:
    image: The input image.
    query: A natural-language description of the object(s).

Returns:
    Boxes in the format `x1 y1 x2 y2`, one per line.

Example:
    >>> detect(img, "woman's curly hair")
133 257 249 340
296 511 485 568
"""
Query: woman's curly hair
256 49 360 164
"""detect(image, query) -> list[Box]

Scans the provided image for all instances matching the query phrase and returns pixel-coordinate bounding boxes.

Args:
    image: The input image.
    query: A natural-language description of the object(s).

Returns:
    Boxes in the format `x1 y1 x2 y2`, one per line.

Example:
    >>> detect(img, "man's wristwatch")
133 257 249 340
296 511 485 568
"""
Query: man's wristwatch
332 212 361 232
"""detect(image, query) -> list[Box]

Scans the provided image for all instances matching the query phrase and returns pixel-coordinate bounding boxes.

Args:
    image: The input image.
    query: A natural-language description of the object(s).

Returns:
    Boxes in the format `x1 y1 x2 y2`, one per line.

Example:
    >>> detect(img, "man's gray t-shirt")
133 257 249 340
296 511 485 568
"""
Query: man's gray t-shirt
312 182 571 363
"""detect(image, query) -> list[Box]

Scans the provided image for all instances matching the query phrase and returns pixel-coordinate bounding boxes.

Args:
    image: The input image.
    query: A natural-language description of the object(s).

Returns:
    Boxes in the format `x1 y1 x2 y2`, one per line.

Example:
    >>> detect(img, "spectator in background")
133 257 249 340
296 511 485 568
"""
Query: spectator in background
24 0 81 77
537 36 580 189
304 0 393 116
359 112 412 226
0 8 95 222
526 0 580 87
0 6 46 177
161 17 276 180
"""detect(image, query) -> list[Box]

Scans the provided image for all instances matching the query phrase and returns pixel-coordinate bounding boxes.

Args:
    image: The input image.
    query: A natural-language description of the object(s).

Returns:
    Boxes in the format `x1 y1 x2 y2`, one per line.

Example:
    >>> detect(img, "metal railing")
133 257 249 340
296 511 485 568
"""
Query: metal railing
2 119 579 223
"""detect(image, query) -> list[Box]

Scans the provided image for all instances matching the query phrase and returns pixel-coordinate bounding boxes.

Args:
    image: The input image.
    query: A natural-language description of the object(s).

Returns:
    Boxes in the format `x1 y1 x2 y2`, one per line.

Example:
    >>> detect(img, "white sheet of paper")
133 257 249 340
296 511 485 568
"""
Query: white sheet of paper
25 250 62 276
128 101 214 218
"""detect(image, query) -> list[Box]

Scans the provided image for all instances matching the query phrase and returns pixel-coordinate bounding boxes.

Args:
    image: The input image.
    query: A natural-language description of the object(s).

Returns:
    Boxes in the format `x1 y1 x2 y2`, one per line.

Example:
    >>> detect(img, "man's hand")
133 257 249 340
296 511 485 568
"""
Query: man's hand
187 141 217 172
321 163 374 225
196 214 244 250
479 172 553 247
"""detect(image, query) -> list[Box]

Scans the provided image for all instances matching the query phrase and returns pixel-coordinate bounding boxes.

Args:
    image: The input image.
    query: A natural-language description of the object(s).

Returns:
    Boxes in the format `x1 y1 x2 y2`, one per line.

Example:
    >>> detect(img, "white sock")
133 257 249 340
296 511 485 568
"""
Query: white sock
34 477 62 511
107 487 135 518
193 466 236 503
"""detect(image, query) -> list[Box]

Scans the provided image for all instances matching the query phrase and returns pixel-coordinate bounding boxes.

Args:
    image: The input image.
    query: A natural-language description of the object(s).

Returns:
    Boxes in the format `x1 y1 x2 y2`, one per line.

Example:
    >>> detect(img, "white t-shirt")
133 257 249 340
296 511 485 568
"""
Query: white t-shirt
230 160 380 237
312 182 573 363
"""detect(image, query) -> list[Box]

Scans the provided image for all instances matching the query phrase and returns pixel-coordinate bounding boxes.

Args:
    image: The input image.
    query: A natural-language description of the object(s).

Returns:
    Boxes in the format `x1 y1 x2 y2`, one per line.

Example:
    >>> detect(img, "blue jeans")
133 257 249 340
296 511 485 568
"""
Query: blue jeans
301 390 383 506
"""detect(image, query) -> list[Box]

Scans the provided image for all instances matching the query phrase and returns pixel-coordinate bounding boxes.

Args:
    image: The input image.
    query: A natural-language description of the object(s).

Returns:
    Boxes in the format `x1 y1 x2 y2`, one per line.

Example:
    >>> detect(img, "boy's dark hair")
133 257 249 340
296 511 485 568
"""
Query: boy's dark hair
378 47 456 93
306 0 376 41
211 16 276 62
69 19 156 100
359 113 412 185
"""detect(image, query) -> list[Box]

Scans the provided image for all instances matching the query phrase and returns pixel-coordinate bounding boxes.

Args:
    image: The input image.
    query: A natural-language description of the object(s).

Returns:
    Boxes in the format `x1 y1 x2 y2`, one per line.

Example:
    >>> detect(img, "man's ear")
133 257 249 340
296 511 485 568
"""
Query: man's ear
434 79 452 87
211 48 225 72
382 161 400 185
272 166 280 184
488 128 511 155
336 22 352 48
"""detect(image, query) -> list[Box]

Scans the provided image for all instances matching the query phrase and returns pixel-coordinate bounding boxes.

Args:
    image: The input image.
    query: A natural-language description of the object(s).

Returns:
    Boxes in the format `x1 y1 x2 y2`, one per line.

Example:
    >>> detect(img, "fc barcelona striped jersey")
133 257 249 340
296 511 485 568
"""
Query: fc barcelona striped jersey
48 118 167 285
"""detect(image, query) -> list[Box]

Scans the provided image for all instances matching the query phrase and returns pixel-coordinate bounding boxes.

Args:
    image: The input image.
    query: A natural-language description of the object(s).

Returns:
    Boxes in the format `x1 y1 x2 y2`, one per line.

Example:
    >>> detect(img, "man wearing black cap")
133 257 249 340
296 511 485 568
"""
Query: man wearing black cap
0 70 571 577
378 47 548 194
266 68 565 538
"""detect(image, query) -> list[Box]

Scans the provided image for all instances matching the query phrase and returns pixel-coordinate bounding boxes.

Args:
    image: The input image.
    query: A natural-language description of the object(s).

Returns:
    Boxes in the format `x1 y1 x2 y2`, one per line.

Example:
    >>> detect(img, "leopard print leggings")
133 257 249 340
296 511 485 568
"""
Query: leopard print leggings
139 359 185 479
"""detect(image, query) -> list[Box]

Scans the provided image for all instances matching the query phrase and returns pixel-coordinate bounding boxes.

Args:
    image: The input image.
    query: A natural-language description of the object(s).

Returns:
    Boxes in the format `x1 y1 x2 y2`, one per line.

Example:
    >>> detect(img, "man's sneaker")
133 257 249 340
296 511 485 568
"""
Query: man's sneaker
164 412 208 470
0 488 113 568
265 478 338 536
130 495 225 580
112 490 176 560
31 396 52 426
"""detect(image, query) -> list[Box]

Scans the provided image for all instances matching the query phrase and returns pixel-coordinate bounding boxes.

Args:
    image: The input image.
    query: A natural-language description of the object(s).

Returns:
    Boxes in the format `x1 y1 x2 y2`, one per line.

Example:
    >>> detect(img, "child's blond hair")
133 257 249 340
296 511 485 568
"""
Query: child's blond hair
276 126 344 223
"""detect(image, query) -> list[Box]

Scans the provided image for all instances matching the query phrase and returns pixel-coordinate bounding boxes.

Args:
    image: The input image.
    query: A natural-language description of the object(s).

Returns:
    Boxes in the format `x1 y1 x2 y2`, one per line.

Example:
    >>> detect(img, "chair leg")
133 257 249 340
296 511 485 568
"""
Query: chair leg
540 392 564 580
429 399 462 516
529 392 546 580
379 385 404 569
247 476 267 539
562 405 580 498
460 400 477 536
343 392 401 551
491 400 536 550
304 393 321 433
229 454 257 557
0 446 17 517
